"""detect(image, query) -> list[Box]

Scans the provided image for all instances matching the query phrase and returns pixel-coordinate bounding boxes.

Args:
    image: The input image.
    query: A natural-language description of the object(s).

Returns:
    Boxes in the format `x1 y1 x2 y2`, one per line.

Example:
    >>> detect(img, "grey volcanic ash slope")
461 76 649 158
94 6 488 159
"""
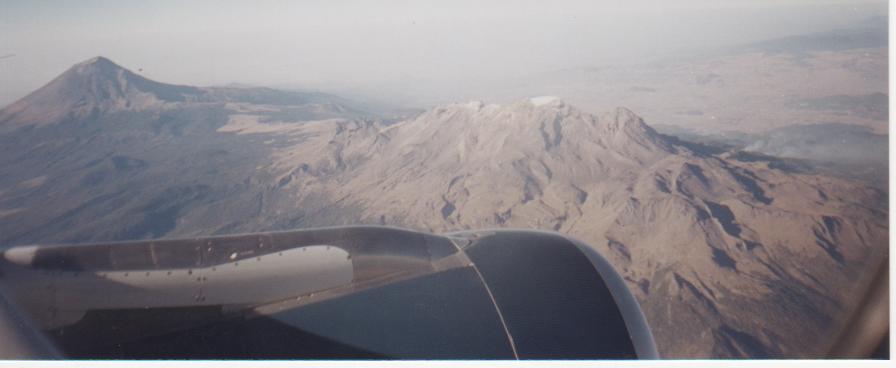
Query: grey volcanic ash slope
263 97 886 358
0 59 888 358
0 57 203 129
0 57 367 243
0 57 362 131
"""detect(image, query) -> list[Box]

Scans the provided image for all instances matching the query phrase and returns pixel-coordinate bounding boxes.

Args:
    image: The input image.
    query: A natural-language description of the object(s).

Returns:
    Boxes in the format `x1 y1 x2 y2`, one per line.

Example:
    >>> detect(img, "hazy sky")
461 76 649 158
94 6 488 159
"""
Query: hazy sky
0 0 888 107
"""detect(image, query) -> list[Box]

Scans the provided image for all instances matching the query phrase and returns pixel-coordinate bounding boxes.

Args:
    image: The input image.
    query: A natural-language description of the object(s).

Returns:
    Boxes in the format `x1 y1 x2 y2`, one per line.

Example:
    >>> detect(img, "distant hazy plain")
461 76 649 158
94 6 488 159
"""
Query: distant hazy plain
0 0 888 109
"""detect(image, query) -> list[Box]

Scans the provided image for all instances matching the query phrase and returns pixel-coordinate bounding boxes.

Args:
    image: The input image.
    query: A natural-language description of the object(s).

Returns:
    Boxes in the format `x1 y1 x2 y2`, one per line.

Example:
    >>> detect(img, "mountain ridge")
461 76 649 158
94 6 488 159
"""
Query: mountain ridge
0 58 887 358
251 96 885 358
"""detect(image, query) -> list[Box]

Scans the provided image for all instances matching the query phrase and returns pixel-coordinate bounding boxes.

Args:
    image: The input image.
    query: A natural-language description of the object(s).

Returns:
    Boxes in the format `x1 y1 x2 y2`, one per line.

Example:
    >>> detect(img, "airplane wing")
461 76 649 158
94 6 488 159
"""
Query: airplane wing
0 226 658 359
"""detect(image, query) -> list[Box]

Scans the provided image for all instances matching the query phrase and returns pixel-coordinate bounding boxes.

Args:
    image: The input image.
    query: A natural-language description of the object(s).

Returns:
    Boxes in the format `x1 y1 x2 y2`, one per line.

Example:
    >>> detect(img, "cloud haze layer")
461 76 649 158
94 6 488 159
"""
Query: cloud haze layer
0 0 888 107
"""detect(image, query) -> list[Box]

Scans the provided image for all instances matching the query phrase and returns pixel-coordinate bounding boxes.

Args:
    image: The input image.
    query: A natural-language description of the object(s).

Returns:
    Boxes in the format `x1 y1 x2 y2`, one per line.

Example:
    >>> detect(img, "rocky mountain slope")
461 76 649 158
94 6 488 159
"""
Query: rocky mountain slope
253 97 887 357
0 58 888 358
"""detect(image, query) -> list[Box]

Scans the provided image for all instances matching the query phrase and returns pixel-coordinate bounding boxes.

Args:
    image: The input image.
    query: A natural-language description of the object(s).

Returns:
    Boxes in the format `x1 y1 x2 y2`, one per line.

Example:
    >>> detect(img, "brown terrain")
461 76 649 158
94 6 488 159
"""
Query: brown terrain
0 57 888 358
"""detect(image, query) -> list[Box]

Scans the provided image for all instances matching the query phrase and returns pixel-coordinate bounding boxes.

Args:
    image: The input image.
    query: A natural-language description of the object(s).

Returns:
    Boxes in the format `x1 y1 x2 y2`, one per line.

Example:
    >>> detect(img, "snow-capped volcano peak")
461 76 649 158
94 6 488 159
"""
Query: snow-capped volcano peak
528 96 563 106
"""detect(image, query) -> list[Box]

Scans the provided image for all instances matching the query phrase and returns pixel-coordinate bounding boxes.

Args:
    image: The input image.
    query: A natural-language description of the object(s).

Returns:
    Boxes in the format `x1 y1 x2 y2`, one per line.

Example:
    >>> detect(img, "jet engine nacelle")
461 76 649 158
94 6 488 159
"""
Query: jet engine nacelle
0 226 658 359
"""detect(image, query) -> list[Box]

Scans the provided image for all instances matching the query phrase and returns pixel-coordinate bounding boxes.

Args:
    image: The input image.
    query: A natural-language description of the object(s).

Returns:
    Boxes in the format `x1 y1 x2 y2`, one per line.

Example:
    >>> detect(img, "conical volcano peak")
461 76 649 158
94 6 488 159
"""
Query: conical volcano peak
65 56 136 83
75 56 119 69
0 57 209 129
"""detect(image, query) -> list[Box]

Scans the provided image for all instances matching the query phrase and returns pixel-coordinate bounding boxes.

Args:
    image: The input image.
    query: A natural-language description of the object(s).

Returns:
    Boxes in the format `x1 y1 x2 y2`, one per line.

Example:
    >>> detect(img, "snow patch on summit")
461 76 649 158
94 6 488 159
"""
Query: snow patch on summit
529 96 562 106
